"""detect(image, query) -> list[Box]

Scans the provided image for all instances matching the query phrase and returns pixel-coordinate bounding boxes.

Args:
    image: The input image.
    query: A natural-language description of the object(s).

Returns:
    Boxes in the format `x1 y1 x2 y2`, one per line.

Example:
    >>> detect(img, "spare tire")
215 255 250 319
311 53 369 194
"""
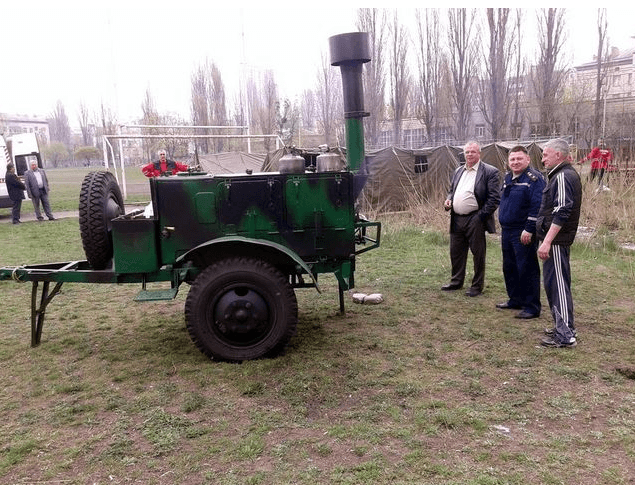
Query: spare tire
79 171 125 269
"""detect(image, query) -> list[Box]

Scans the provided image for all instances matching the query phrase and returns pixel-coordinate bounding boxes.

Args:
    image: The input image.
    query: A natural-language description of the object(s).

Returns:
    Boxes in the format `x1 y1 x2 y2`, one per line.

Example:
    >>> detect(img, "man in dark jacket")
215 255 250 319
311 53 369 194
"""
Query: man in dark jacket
497 146 546 319
537 138 582 348
5 162 26 224
442 141 501 297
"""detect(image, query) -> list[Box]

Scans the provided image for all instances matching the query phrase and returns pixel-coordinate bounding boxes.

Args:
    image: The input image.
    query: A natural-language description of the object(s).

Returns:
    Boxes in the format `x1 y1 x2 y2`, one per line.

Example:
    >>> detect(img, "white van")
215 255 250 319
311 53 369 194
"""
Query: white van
1 133 42 208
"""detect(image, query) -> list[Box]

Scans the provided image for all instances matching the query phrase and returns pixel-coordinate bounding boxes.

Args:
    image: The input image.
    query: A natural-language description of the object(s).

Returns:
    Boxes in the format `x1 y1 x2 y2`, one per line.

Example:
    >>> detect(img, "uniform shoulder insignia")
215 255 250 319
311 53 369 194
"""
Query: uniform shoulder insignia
526 169 538 182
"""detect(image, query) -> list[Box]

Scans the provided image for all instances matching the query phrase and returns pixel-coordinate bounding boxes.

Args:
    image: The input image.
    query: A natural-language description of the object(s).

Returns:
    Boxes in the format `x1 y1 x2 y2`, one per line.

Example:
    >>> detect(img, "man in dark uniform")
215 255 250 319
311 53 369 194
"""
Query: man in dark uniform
537 139 582 348
497 146 546 319
442 141 501 297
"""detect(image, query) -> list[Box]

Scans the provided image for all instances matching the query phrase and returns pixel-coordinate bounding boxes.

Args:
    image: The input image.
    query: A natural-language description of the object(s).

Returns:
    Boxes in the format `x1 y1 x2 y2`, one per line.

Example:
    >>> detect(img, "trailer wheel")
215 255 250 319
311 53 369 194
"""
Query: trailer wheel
185 257 298 362
79 171 125 270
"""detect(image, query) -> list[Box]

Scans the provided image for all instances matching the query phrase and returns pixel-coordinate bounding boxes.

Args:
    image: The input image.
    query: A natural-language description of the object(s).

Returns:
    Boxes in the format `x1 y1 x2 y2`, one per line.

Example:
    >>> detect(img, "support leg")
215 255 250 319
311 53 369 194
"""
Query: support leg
30 281 63 347
338 283 346 314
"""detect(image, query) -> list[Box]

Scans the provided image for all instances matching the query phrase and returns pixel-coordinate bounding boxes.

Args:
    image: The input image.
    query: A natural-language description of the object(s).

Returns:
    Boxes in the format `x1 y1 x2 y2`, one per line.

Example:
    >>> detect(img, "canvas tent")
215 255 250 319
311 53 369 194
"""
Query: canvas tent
358 146 463 213
479 141 544 172
360 142 548 213
198 151 266 175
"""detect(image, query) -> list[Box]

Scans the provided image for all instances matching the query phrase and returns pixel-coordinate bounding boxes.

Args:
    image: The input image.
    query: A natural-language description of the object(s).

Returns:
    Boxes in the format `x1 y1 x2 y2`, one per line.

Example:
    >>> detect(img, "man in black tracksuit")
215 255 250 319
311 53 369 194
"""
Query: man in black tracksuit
536 139 582 348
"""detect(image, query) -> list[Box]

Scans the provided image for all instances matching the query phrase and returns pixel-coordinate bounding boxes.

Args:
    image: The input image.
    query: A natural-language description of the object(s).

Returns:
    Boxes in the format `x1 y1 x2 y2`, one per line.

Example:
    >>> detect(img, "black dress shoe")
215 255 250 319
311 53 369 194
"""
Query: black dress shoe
515 310 539 319
465 288 481 297
441 284 462 291
496 302 521 309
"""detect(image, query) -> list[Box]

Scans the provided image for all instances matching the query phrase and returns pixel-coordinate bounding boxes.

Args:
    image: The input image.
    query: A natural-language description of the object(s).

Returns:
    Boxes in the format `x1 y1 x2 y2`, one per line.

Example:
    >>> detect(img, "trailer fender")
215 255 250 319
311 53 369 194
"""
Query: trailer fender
176 236 320 292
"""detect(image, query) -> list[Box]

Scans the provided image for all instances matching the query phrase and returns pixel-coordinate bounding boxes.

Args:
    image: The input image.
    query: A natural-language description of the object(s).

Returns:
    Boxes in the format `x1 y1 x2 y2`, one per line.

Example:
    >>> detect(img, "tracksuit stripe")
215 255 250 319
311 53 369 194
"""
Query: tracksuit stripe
552 245 569 325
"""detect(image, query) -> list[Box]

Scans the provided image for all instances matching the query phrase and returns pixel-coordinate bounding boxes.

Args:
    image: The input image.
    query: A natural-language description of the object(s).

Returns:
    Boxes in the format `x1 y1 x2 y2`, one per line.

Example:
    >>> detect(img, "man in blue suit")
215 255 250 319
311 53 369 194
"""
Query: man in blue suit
442 141 500 297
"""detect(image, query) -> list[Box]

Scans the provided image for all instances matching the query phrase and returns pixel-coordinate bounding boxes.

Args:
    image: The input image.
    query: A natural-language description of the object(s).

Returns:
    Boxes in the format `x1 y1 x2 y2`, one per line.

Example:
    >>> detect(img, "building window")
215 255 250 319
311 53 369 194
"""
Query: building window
530 124 540 136
414 128 425 146
476 125 485 138
511 124 522 139
403 129 413 148
414 155 428 173
379 130 393 147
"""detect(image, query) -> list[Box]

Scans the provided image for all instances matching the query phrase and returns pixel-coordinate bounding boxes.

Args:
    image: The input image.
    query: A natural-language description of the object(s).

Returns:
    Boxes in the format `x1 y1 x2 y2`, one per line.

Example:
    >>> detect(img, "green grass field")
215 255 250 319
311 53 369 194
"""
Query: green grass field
1 168 634 484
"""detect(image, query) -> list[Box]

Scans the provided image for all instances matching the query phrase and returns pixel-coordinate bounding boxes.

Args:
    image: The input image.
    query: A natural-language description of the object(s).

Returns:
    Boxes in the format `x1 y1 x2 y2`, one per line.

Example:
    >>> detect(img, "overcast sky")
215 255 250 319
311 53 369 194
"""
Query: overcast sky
1 3 634 129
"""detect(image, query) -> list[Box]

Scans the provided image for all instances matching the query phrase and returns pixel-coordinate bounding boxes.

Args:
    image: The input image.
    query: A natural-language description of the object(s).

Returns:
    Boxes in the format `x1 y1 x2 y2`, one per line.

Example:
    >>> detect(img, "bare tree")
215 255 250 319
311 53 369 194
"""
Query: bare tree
98 102 118 139
141 88 160 159
447 8 479 142
230 91 247 128
478 8 515 141
592 8 610 145
190 60 227 153
531 8 567 137
356 8 387 148
315 53 342 146
77 101 93 147
300 89 316 132
387 10 410 147
48 100 71 147
97 102 119 165
414 8 443 145
160 112 189 158
190 64 210 153
560 70 594 146
509 9 527 139
209 63 227 152
249 70 279 151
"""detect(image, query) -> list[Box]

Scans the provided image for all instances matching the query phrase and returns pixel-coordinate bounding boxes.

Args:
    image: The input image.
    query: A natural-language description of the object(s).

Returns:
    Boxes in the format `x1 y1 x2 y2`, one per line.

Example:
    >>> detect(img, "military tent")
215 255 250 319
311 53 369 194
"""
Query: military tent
479 141 544 172
198 151 266 175
358 146 463 213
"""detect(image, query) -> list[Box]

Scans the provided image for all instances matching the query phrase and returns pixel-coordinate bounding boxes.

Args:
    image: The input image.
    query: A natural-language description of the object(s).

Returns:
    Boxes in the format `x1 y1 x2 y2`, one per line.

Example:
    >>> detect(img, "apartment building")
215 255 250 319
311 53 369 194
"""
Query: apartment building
0 113 50 144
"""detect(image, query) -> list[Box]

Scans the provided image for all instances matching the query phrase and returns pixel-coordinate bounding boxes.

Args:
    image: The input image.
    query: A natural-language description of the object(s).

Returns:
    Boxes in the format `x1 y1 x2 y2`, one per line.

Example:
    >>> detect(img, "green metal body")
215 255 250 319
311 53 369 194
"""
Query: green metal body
107 169 378 290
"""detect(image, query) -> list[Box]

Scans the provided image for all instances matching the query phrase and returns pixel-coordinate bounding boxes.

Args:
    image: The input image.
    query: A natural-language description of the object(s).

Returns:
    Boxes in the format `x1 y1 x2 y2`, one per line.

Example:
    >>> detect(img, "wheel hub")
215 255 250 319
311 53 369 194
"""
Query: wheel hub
213 288 270 345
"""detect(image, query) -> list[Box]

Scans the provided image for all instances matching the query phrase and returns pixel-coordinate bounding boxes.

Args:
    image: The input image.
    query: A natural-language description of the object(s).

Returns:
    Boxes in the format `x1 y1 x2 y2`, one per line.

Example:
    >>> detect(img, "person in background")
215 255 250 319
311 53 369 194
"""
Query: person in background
442 141 501 297
24 160 55 221
142 149 189 177
580 141 613 188
496 146 545 319
537 139 582 348
5 162 26 224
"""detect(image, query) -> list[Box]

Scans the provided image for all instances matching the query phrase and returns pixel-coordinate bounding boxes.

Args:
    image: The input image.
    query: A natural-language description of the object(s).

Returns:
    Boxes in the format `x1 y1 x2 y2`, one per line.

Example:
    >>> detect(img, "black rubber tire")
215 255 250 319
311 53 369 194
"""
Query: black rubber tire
185 257 298 362
79 171 125 270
